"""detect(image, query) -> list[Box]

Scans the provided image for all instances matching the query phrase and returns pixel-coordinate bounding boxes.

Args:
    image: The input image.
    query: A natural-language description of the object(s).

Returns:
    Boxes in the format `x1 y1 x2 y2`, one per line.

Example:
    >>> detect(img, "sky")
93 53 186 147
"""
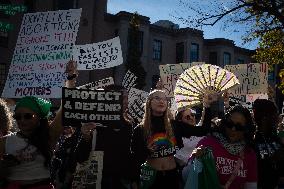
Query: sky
107 0 258 50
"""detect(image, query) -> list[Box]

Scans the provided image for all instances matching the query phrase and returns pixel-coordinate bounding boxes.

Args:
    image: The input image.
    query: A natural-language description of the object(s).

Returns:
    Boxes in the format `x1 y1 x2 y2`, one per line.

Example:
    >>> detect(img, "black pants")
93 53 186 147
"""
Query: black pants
149 169 179 189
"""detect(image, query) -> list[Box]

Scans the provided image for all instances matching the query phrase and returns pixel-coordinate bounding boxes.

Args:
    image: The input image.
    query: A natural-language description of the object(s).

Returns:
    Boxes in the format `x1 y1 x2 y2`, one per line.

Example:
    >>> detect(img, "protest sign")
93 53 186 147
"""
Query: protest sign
122 70 137 92
78 77 114 90
72 151 103 189
2 9 81 98
225 63 268 95
229 93 268 111
73 37 123 70
62 88 122 127
128 88 148 122
159 62 204 97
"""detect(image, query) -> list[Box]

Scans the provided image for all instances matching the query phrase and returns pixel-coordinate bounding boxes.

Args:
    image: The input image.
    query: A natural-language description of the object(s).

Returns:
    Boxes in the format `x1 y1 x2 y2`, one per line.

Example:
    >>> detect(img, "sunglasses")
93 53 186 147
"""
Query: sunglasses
13 113 36 121
225 119 246 132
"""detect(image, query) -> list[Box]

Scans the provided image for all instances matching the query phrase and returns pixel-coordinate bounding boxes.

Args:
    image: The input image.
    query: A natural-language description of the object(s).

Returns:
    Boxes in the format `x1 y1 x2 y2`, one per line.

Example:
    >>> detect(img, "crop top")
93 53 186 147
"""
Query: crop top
5 133 50 181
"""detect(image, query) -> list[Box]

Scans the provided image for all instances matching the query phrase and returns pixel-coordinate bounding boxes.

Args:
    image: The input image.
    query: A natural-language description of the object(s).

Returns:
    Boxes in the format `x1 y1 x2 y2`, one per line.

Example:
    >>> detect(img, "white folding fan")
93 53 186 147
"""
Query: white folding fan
174 64 240 108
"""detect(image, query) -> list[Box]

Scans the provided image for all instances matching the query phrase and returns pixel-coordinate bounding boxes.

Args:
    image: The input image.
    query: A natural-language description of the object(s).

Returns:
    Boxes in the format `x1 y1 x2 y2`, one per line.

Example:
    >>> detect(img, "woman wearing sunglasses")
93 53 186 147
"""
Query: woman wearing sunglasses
0 60 79 189
0 96 60 189
185 105 257 189
131 90 215 189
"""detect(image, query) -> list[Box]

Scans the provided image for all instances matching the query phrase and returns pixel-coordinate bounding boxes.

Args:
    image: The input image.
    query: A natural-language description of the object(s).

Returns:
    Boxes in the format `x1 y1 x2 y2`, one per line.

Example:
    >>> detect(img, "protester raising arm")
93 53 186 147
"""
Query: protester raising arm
49 60 78 147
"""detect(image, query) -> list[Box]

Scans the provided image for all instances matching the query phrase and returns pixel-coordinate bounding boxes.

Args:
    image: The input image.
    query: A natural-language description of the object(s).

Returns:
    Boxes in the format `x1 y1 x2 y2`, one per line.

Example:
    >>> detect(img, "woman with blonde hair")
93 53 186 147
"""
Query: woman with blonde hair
131 89 214 188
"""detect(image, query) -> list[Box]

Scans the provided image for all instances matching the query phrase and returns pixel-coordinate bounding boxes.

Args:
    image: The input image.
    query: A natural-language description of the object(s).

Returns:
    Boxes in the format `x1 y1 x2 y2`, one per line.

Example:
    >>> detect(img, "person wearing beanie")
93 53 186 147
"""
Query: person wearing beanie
0 60 81 189
253 99 284 189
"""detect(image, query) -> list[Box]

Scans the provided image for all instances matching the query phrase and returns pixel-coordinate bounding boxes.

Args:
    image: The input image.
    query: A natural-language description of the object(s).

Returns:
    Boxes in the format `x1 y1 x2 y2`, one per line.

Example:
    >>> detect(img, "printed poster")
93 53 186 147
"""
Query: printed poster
62 87 122 127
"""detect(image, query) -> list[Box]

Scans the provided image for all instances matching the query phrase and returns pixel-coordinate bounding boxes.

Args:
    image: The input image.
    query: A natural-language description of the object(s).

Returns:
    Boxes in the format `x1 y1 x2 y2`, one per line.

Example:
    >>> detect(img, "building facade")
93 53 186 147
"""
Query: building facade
0 0 255 93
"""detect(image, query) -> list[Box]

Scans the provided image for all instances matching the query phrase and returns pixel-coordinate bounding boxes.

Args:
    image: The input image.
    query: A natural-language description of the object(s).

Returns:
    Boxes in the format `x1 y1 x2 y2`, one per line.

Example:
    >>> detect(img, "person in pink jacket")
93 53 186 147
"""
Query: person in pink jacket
186 105 257 189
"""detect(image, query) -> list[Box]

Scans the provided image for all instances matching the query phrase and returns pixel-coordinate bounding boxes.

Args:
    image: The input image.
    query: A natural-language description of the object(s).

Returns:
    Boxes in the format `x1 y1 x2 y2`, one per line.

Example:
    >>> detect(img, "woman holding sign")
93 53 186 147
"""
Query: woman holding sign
131 89 215 189
0 60 81 189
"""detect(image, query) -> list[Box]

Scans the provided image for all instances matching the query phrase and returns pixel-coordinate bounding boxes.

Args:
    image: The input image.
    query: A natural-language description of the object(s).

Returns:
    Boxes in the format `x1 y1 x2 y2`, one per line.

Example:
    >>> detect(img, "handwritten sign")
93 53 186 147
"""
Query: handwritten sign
128 88 148 122
122 70 137 92
78 77 114 90
2 9 82 98
229 93 268 111
73 37 123 70
62 88 122 127
159 62 204 97
225 63 268 95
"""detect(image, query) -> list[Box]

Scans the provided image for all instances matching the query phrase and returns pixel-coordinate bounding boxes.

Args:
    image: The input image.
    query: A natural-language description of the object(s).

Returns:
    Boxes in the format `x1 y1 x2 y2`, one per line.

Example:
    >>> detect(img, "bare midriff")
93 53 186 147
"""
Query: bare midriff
147 155 176 171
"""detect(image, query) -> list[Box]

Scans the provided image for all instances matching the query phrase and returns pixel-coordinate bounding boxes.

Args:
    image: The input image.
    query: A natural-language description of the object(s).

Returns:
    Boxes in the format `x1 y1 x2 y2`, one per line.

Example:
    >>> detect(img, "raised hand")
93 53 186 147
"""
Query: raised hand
203 91 219 108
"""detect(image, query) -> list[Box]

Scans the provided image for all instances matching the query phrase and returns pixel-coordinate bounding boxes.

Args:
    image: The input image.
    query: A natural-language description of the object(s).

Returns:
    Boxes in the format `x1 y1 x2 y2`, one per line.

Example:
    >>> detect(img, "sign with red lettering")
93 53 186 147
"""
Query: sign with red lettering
2 9 82 98
224 63 268 95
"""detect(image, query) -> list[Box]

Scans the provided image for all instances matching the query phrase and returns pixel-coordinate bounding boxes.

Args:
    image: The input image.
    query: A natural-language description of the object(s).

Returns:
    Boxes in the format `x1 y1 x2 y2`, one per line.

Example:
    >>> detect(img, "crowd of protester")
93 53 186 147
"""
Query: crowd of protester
0 60 284 189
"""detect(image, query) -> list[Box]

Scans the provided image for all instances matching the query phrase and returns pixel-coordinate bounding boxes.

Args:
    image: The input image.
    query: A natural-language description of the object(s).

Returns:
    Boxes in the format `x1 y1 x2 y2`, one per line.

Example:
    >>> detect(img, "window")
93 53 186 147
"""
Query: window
127 29 143 56
190 43 199 62
0 64 6 88
223 52 231 66
153 39 162 61
268 71 275 82
176 42 184 63
209 52 217 65
55 0 78 10
236 59 244 64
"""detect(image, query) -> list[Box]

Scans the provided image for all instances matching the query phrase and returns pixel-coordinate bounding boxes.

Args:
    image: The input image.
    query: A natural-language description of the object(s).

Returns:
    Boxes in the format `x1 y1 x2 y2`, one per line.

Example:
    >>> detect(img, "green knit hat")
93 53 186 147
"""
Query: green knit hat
15 96 52 119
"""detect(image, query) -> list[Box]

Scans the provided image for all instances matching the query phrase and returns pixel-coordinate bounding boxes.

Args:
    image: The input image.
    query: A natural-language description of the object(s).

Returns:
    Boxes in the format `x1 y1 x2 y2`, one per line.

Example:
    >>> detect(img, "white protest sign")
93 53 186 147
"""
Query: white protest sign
225 63 268 95
229 93 268 111
122 70 137 92
78 77 114 90
128 88 148 122
73 36 123 70
2 9 82 98
72 151 103 189
159 62 204 97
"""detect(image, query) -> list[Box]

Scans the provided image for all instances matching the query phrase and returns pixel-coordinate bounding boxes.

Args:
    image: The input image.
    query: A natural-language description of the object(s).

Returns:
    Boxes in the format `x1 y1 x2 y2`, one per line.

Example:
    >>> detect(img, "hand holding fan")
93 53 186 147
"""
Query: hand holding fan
174 64 240 108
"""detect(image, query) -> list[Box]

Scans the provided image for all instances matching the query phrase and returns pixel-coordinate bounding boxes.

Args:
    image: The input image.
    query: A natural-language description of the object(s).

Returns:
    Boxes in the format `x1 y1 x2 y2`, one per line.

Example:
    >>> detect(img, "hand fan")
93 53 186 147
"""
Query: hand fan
174 64 239 108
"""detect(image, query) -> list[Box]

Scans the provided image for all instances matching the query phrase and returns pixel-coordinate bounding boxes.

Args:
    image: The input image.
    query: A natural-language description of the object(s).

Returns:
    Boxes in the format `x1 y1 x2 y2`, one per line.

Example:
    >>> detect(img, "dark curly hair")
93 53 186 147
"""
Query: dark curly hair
252 99 278 131
218 105 256 146
0 98 13 136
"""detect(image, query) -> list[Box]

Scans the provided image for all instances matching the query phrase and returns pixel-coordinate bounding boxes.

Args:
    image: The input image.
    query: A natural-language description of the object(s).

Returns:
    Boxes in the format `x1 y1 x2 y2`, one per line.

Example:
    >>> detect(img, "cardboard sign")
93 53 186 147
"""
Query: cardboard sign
229 93 268 111
78 77 114 90
225 63 268 95
128 88 148 122
72 151 103 189
122 70 137 92
2 9 82 98
73 37 123 70
62 88 122 127
159 62 204 97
